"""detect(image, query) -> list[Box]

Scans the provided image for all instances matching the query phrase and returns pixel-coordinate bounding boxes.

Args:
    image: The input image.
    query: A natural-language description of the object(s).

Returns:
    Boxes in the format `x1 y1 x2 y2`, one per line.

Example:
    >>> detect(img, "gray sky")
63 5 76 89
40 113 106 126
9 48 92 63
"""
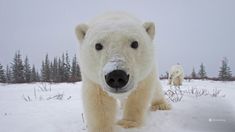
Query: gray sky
0 0 234 77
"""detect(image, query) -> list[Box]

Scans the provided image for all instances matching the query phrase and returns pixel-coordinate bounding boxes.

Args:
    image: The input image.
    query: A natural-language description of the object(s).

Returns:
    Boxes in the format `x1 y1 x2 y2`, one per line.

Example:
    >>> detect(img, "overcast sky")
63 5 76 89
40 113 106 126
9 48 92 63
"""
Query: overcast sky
0 0 234 77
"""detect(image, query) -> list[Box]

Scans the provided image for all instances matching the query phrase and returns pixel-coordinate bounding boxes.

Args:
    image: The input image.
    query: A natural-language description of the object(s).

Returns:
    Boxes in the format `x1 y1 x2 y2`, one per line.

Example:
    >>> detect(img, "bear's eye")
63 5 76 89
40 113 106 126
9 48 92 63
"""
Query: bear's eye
130 41 138 49
95 43 103 51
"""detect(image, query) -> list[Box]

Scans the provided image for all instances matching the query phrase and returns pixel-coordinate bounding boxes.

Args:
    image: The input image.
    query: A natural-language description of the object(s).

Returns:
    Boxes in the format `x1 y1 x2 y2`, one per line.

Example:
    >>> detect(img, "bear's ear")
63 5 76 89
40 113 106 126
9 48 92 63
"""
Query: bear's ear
143 22 155 40
75 24 88 43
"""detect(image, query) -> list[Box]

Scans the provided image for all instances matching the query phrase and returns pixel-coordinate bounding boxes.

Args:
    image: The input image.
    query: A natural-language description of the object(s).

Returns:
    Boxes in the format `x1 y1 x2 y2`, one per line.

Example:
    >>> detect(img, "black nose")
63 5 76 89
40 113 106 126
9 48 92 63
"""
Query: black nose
105 70 129 89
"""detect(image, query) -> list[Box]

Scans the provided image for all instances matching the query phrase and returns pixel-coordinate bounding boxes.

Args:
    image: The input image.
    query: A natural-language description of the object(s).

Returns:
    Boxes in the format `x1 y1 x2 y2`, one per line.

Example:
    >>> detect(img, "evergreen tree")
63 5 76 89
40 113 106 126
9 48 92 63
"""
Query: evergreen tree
30 65 37 82
62 53 65 81
41 54 50 82
71 55 78 82
45 54 50 82
11 51 25 83
52 57 59 82
76 63 82 81
64 52 71 81
71 56 76 82
191 67 197 79
219 57 232 81
71 55 82 82
0 63 6 83
6 65 12 83
24 56 31 82
36 71 40 82
41 61 45 81
49 62 53 81
198 63 207 79
58 58 63 82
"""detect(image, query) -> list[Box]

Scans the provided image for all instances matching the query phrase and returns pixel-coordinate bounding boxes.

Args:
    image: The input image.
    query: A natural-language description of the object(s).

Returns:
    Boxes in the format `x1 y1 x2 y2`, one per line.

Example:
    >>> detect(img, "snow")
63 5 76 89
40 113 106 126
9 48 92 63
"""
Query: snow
103 56 127 76
0 80 235 132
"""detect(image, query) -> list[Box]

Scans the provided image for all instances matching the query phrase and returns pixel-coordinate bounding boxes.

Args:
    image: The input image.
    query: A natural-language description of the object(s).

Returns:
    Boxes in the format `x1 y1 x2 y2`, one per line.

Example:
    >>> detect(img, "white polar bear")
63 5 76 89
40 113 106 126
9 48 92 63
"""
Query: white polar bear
168 64 184 87
75 13 170 132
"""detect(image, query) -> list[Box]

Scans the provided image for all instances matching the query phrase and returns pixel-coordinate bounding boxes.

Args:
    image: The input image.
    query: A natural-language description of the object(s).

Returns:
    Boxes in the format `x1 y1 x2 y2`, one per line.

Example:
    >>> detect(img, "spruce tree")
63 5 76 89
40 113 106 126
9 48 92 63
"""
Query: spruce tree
52 57 59 82
41 61 45 81
58 58 63 82
36 71 40 82
11 51 25 83
71 55 78 82
49 62 53 81
71 55 82 82
64 52 71 82
6 65 12 83
0 63 6 83
61 53 66 82
76 63 82 81
191 67 197 79
198 63 207 79
31 65 37 82
45 54 50 82
41 54 50 82
219 57 232 81
24 56 31 83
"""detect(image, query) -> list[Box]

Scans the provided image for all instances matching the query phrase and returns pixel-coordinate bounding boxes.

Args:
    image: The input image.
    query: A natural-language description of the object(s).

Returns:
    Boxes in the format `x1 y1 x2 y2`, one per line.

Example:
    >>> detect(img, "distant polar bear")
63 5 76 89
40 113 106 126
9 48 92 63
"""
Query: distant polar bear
168 64 184 87
75 13 171 132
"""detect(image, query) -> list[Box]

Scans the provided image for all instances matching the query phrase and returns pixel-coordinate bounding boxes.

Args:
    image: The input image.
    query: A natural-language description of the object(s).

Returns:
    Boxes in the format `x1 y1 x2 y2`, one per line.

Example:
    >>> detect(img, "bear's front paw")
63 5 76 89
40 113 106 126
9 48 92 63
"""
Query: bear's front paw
116 119 140 128
151 102 171 111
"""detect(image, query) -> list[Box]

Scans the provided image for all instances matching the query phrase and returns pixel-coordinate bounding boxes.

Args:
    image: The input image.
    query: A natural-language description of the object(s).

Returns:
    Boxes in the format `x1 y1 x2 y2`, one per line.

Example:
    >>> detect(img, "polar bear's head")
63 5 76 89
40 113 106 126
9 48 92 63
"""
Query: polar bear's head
75 14 155 95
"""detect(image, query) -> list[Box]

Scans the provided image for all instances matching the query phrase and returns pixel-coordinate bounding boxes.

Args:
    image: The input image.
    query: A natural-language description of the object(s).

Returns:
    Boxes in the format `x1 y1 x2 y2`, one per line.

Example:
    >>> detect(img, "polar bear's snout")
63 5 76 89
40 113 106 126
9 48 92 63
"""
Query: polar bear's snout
105 70 129 90
102 56 134 94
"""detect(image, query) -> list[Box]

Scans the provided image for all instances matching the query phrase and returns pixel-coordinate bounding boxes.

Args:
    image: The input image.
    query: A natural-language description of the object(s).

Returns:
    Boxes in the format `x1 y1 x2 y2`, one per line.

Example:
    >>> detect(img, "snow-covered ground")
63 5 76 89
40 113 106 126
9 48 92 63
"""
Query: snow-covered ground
0 80 235 132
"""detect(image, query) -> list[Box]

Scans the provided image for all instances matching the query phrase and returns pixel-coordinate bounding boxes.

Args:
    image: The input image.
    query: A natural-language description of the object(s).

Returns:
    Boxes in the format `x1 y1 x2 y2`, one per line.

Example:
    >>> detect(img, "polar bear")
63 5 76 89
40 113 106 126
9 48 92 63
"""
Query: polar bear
168 64 184 87
75 13 170 132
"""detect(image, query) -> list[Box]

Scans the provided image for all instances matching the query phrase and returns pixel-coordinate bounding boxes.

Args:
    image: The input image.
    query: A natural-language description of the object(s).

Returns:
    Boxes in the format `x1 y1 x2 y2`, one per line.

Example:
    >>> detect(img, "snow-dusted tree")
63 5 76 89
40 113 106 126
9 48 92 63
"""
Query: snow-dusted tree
198 63 207 79
64 52 71 81
45 54 51 81
191 67 197 79
51 57 58 82
71 55 77 82
57 53 67 82
41 54 50 82
41 61 45 81
0 63 6 83
24 56 31 83
57 58 63 82
49 62 53 81
36 71 40 82
30 65 37 82
219 57 232 81
11 51 25 83
5 65 12 83
76 63 81 81
71 55 81 82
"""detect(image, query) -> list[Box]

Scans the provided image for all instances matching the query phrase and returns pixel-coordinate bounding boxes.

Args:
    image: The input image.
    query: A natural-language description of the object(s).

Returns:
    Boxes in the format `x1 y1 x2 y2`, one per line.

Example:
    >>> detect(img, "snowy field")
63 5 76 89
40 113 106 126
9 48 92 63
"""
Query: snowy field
0 80 235 132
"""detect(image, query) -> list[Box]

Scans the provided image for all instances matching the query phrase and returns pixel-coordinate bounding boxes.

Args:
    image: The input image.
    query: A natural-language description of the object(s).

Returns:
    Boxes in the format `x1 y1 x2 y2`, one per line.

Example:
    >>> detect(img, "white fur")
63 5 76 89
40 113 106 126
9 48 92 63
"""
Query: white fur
75 12 170 132
168 64 184 87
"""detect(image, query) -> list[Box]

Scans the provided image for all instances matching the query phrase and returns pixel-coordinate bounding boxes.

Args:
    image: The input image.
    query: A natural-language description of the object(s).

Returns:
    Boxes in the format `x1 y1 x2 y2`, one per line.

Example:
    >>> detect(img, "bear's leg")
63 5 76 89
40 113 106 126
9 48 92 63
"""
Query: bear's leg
83 81 117 132
151 80 171 111
117 86 152 128
117 72 155 128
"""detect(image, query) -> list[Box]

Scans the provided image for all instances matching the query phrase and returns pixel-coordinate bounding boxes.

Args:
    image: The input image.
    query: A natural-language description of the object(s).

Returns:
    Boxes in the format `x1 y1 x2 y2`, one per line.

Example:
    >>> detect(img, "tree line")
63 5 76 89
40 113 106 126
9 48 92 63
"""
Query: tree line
0 53 234 83
188 57 233 81
160 57 234 81
0 51 81 83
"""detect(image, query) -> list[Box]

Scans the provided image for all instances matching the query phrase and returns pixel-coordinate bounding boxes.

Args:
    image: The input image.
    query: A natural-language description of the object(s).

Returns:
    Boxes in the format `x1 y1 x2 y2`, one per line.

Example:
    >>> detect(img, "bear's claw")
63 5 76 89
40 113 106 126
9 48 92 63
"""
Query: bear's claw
151 102 171 111
116 119 140 128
